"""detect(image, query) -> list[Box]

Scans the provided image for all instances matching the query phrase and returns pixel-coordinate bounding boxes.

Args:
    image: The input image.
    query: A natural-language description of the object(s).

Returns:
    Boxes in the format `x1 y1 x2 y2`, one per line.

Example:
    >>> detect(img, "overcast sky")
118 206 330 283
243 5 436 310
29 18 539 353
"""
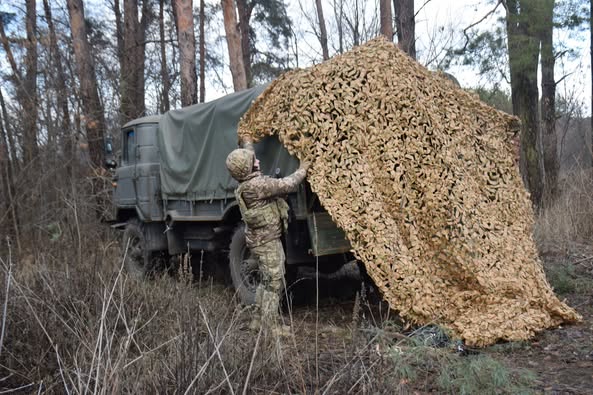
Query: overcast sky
0 0 590 114
419 0 590 114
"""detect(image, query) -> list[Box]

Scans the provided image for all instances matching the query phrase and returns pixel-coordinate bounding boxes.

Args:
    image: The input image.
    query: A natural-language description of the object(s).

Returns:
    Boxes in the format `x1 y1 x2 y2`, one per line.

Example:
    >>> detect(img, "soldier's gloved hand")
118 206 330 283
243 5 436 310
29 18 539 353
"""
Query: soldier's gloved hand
299 161 311 172
240 138 254 151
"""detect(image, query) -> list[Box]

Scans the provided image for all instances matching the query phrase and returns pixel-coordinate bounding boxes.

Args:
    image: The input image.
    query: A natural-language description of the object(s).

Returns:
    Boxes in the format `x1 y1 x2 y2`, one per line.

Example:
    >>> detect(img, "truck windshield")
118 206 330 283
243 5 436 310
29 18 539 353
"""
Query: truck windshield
124 130 135 164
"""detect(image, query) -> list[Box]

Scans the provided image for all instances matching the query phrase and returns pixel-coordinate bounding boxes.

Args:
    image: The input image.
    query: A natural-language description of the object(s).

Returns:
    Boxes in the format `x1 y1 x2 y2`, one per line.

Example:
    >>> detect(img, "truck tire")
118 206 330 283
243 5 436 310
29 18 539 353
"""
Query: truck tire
229 225 259 304
123 219 159 279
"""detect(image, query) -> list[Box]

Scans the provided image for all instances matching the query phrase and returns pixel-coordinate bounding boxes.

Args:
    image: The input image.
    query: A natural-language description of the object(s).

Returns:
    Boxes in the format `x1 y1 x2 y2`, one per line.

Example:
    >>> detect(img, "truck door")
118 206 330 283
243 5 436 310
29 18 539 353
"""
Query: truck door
113 127 137 207
134 124 162 220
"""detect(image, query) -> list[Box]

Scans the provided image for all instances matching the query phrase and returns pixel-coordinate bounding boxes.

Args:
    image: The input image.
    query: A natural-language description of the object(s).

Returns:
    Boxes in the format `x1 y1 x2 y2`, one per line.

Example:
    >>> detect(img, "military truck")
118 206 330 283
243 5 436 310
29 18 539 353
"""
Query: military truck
108 85 353 304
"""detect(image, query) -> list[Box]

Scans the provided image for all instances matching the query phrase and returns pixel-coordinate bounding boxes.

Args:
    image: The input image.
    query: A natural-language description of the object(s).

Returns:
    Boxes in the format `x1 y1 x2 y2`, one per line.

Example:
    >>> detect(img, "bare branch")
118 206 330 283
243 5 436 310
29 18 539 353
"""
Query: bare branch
459 0 503 53
414 0 433 18
555 70 575 86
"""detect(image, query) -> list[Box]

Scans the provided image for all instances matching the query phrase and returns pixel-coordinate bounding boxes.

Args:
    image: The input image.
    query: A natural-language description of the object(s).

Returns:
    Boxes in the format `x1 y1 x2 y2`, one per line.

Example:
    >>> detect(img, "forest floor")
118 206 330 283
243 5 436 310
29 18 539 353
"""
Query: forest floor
2 236 592 393
491 254 593 394
282 251 593 394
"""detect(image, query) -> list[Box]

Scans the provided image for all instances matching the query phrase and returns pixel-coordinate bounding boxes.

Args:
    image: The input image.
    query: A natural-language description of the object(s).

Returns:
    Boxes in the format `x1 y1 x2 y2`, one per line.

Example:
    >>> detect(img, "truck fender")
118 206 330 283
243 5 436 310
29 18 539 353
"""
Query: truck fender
222 202 242 225
112 206 147 224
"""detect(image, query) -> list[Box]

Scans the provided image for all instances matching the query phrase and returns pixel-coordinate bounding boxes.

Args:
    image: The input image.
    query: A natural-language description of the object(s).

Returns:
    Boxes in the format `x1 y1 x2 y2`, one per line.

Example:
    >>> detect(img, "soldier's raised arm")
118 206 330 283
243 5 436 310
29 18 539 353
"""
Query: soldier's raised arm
240 138 255 153
255 162 309 200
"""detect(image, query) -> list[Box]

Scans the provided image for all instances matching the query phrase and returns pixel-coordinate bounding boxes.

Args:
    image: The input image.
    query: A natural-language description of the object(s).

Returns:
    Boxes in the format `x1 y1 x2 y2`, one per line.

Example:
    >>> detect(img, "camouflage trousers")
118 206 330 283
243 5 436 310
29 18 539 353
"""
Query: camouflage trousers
251 238 285 328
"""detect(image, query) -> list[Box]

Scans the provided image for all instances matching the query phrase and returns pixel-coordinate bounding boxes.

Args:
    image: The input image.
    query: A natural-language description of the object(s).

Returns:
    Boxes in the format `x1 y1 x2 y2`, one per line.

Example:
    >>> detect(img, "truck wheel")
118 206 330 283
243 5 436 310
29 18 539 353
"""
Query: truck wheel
229 225 259 304
123 219 157 278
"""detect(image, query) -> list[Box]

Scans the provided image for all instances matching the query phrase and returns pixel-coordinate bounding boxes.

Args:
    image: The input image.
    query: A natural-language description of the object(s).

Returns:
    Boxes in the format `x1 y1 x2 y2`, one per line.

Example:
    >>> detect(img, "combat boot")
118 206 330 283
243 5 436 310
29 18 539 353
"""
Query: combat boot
271 324 292 337
247 286 264 331
248 317 261 331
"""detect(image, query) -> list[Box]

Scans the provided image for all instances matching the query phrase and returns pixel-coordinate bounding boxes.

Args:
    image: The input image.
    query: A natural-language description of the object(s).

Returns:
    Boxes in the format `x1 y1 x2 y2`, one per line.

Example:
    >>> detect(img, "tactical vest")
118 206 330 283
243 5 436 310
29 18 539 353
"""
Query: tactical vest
235 181 290 232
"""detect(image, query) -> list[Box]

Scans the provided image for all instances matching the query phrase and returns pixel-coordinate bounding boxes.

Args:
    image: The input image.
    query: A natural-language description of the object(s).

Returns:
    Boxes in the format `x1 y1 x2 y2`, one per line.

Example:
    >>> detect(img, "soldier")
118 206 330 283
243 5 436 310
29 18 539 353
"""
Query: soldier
226 141 309 335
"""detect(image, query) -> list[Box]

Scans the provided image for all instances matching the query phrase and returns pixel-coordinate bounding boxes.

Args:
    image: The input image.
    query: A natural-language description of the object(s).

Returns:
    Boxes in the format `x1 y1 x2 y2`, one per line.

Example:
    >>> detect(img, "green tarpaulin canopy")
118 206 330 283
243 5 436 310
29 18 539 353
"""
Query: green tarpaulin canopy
157 85 298 201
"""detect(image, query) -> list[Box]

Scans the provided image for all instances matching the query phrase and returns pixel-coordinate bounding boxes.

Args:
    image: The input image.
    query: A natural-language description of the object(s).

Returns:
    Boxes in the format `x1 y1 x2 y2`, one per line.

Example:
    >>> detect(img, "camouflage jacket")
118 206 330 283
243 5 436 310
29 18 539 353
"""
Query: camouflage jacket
236 168 306 248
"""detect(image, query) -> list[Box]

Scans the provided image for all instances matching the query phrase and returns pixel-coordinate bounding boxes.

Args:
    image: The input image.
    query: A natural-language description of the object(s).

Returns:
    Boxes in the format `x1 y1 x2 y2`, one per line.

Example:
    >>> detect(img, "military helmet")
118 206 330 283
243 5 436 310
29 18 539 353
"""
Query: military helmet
226 148 255 181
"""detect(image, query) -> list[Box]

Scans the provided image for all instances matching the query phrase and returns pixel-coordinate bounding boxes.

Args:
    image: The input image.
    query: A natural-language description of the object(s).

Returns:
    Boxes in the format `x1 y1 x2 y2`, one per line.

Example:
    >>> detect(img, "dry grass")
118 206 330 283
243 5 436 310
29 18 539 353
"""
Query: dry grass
4 164 582 393
535 168 593 255
534 168 593 309
0 229 538 393
0 232 397 393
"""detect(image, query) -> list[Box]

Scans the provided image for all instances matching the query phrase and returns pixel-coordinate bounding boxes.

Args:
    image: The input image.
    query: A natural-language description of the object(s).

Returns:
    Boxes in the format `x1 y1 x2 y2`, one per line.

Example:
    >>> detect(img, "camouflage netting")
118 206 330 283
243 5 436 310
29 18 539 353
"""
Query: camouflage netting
237 38 581 346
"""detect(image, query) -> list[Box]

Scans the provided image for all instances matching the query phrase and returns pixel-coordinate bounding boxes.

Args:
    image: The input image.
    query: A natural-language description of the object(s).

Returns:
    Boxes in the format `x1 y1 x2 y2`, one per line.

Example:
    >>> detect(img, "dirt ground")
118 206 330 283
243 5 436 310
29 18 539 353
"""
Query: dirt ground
490 255 593 394
494 300 593 394
279 253 593 394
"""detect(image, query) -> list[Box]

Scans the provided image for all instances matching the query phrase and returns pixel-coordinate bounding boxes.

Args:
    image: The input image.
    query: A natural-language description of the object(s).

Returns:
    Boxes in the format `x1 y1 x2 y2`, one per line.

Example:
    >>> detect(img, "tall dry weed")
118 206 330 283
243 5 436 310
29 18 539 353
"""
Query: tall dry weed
535 168 593 255
0 164 540 393
0 234 413 393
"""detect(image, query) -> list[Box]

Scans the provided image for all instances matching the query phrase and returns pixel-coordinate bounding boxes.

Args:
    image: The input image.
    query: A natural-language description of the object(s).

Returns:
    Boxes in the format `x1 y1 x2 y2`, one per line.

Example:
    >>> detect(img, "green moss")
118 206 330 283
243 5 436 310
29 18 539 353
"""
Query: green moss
545 264 577 294
388 345 536 394
437 354 535 394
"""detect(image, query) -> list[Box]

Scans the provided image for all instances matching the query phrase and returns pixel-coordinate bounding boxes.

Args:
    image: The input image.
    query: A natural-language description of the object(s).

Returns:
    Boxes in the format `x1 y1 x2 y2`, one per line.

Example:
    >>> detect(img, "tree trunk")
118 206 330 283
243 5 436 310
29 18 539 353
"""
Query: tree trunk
41 69 57 149
139 0 151 111
221 0 247 91
199 0 206 102
351 0 360 46
394 0 415 59
121 0 146 123
114 0 125 67
173 0 198 106
23 0 38 165
334 0 344 54
506 0 543 208
236 0 252 86
315 0 330 60
380 0 393 41
0 20 18 80
0 89 18 172
160 0 171 111
539 0 557 204
590 0 592 167
0 93 15 185
0 88 21 253
43 0 71 159
0 114 13 232
67 0 107 168
0 1 39 165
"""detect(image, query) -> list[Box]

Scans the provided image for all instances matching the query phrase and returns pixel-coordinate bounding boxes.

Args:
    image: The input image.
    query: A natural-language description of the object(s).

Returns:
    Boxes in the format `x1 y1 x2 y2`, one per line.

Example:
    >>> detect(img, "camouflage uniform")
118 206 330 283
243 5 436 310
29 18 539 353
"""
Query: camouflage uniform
226 146 307 330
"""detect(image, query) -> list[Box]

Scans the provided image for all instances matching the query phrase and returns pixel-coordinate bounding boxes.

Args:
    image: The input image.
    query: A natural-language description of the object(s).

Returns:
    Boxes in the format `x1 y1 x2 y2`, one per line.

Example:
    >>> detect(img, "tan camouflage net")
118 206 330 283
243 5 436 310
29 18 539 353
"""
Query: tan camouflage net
238 37 581 346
